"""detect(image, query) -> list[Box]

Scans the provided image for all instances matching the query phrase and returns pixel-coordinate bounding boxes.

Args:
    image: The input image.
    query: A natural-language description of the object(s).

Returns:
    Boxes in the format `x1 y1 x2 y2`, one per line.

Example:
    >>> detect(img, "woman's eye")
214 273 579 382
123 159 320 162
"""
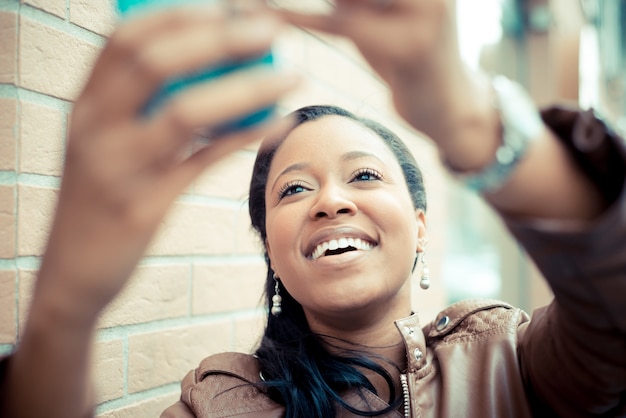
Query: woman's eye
278 182 307 199
351 168 383 182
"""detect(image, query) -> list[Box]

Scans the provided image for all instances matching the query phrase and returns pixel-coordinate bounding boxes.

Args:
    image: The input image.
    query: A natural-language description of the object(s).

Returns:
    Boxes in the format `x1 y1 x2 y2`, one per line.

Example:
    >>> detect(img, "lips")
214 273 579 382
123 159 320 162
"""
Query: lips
310 237 375 260
305 228 377 260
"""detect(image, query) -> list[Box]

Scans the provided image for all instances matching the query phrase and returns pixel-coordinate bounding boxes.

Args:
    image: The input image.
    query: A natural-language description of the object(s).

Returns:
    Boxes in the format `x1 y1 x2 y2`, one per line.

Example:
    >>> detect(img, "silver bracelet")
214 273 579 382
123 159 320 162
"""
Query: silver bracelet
450 76 544 193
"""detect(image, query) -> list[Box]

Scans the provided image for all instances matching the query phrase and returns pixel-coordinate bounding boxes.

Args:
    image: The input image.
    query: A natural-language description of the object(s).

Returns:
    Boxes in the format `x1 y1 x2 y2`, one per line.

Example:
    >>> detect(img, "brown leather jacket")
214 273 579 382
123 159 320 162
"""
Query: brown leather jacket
161 107 626 418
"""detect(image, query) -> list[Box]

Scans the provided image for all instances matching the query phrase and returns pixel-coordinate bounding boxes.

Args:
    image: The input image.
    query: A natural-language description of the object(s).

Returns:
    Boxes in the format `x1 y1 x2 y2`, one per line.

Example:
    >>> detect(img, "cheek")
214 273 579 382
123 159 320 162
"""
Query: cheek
377 198 419 255
265 210 300 270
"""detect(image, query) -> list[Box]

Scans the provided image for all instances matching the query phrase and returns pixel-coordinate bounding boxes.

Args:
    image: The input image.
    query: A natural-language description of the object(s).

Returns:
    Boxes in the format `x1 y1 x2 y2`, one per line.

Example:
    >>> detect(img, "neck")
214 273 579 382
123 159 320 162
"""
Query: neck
305 305 412 405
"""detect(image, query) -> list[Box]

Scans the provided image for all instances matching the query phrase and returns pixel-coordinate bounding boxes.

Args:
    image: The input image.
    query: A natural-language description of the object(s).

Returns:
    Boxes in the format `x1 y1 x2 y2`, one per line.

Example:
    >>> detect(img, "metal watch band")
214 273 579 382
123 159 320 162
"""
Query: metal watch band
453 76 544 193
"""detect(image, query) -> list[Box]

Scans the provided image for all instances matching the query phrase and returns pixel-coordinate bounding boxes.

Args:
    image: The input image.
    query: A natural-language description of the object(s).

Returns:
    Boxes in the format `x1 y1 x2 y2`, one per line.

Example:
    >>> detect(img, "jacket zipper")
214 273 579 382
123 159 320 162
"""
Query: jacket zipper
400 373 410 417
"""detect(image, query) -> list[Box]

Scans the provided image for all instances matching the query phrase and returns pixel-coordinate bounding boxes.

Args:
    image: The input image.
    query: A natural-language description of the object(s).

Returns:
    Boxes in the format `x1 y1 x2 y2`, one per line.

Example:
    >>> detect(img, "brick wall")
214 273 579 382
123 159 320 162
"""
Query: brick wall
0 0 451 415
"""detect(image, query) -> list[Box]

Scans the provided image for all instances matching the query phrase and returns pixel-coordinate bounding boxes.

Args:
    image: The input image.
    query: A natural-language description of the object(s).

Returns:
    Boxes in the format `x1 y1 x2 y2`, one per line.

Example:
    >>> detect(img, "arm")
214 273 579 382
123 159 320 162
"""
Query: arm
512 107 626 416
0 7 297 418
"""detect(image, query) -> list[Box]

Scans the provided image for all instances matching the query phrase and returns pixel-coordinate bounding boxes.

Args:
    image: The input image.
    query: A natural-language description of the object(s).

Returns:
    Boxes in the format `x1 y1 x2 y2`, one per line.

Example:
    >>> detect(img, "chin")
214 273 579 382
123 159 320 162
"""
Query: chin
317 293 398 318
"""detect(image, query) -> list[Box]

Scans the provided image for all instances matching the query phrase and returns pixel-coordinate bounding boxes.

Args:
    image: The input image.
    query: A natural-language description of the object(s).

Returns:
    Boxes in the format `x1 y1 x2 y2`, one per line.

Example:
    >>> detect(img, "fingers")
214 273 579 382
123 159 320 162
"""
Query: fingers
276 9 344 35
275 1 406 38
125 68 300 174
66 1 301 212
273 0 382 36
67 67 299 210
150 115 297 214
159 69 299 133
74 8 283 137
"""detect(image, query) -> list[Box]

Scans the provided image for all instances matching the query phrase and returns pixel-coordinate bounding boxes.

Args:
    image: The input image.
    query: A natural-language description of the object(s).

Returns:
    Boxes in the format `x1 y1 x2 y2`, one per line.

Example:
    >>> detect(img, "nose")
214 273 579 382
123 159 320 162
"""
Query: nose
309 183 357 219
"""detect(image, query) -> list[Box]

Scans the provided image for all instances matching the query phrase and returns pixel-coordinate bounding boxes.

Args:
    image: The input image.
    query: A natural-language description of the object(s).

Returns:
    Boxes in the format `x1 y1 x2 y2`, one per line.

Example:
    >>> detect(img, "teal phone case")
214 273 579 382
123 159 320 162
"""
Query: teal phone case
117 0 276 135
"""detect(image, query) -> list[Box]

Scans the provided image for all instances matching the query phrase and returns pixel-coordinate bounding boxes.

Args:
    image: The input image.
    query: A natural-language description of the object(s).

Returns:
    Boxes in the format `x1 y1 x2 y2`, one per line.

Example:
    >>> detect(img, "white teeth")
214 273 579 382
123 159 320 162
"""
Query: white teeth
311 242 329 260
310 237 374 260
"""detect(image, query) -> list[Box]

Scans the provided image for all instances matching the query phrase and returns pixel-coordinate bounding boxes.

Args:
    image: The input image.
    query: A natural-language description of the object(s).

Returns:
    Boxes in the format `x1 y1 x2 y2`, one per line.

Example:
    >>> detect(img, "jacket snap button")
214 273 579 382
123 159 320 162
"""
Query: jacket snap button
413 348 423 362
436 315 450 331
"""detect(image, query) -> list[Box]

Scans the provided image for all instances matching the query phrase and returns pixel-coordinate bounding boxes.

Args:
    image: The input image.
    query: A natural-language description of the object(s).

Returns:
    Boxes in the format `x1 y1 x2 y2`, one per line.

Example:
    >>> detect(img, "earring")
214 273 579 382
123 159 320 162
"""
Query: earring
419 250 430 290
271 273 282 316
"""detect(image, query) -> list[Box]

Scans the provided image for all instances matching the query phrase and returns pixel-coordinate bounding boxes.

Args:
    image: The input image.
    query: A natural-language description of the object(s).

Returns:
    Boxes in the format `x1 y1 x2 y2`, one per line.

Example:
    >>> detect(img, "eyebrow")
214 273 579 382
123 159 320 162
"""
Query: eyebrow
341 150 383 163
270 150 384 192
271 162 310 193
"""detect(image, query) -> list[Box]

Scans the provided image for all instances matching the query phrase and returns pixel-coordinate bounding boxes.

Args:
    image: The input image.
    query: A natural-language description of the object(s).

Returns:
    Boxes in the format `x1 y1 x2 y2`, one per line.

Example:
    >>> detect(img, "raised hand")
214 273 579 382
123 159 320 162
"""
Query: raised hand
4 7 298 418
38 7 298 322
276 0 464 136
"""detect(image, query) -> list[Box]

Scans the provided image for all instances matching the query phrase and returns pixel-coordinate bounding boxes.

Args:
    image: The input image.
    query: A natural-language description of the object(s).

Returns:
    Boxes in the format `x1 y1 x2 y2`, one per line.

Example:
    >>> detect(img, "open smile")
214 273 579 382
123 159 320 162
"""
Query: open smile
309 237 376 260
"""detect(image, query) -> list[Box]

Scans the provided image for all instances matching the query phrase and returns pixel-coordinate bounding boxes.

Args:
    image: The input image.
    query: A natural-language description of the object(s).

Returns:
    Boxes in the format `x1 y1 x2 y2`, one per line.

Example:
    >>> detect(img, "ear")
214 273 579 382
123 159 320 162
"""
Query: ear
265 239 276 275
414 209 428 253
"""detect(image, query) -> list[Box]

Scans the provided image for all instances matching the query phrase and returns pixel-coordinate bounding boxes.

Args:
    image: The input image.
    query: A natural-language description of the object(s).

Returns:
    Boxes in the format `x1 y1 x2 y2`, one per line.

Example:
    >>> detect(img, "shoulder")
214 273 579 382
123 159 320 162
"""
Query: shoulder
179 352 283 418
194 352 263 383
424 298 530 345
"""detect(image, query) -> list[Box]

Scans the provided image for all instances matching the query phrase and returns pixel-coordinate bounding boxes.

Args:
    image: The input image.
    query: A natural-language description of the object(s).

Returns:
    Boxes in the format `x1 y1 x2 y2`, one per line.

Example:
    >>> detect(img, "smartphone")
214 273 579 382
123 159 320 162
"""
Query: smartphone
117 0 276 136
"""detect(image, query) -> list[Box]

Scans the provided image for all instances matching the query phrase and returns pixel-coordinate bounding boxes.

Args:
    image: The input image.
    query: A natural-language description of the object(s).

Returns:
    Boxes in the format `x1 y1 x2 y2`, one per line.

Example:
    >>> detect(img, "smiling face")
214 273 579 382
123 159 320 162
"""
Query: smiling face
263 115 426 329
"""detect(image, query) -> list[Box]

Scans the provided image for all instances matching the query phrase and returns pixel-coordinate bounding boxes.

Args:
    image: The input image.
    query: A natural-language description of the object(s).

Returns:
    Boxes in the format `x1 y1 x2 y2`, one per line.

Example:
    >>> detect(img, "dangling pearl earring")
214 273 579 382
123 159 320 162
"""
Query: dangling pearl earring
271 273 282 316
419 249 430 290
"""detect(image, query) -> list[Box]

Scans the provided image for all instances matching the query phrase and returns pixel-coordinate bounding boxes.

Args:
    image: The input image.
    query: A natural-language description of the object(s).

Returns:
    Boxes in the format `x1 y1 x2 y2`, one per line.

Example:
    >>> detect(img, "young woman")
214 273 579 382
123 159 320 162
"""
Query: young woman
2 1 625 417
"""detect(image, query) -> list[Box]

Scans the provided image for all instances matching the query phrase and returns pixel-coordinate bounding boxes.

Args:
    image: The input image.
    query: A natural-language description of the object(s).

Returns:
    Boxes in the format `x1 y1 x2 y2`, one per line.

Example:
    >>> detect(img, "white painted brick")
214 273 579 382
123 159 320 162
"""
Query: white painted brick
234 204 263 255
19 101 65 176
192 262 266 315
17 269 36 336
93 339 124 403
70 0 117 37
0 185 16 259
147 202 237 255
22 0 66 18
17 185 57 256
96 392 180 418
0 99 17 171
19 17 100 101
193 151 255 201
0 11 17 84
128 322 232 393
99 265 190 328
233 313 265 354
0 270 17 344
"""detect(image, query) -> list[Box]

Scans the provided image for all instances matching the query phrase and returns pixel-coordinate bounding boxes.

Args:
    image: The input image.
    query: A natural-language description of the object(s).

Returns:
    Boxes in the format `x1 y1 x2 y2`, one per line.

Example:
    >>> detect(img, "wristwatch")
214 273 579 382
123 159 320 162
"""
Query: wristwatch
452 75 544 193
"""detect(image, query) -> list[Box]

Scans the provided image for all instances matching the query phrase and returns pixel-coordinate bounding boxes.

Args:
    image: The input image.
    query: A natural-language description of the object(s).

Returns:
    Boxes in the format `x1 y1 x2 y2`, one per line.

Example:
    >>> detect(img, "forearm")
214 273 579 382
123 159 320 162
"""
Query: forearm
394 67 606 222
390 61 499 172
2 274 97 418
512 143 626 415
483 124 606 221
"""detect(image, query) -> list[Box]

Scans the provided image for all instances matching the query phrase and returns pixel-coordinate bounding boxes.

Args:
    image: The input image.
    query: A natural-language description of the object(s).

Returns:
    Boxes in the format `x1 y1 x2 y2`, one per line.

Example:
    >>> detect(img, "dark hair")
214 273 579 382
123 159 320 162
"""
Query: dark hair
248 105 427 417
